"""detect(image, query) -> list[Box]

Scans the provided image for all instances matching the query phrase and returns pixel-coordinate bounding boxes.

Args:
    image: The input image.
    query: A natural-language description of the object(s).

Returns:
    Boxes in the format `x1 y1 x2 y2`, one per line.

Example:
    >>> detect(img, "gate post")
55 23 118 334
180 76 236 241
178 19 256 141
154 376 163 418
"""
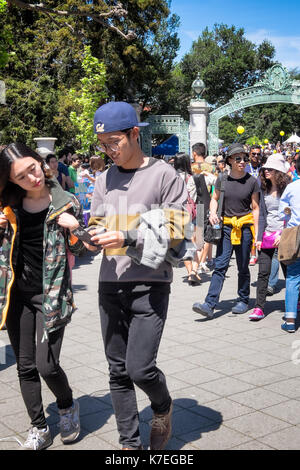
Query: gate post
188 99 209 155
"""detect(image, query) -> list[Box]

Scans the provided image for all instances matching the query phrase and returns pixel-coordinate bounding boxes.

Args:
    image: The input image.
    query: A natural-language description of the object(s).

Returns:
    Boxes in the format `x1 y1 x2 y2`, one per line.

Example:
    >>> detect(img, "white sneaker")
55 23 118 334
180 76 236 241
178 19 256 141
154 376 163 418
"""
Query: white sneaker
199 262 210 273
23 426 52 450
59 399 80 444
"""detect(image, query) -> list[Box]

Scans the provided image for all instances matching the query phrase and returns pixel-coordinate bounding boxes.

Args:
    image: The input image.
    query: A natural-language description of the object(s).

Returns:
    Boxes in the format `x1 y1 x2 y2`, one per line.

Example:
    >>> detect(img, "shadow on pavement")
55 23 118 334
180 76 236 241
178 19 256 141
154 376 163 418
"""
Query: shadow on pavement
194 299 238 322
46 395 222 450
46 393 114 443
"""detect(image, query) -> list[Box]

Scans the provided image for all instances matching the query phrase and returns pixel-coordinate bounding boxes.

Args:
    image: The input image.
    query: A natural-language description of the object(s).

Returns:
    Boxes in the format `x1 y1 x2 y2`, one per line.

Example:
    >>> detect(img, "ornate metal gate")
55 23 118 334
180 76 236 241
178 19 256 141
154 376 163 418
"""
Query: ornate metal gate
208 64 300 155
140 115 189 156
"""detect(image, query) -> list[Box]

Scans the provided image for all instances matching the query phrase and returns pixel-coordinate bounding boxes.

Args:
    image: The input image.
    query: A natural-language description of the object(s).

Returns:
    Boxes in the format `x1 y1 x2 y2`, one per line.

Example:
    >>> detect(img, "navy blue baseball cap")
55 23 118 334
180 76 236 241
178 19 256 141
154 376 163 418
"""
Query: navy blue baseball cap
94 101 149 134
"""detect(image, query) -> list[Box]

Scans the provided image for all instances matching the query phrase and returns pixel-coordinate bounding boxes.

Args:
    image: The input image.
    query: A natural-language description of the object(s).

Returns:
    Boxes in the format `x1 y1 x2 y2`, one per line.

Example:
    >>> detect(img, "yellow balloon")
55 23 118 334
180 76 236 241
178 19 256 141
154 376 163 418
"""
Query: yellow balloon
237 126 245 134
296 149 300 153
273 150 277 154
280 131 285 136
264 139 269 144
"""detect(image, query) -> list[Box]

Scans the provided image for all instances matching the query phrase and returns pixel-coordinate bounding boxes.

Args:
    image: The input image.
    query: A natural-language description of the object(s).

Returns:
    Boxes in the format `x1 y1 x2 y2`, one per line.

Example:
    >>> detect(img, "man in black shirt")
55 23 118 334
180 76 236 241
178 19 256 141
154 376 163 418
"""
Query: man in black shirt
193 143 260 318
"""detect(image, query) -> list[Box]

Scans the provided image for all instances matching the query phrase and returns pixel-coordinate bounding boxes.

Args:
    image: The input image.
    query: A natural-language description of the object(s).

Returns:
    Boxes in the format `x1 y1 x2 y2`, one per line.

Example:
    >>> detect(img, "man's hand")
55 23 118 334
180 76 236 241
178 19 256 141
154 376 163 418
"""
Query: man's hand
209 212 220 226
90 230 125 249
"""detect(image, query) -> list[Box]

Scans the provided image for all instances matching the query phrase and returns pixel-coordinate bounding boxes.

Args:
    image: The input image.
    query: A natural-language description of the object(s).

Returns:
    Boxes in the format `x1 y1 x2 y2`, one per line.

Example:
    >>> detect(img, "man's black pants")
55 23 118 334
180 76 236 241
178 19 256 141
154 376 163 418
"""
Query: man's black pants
99 286 171 449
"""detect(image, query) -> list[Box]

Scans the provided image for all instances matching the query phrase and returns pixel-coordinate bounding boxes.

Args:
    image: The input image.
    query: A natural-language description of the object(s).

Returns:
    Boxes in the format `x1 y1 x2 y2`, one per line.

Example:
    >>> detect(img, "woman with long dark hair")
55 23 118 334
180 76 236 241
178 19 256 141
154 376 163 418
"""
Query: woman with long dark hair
173 153 203 285
249 154 290 321
0 143 86 449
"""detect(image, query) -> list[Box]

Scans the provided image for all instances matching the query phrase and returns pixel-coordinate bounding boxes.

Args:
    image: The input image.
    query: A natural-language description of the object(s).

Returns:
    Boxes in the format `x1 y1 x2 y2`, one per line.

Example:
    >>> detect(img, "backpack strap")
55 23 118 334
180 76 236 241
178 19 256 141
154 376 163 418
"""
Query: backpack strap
217 173 228 219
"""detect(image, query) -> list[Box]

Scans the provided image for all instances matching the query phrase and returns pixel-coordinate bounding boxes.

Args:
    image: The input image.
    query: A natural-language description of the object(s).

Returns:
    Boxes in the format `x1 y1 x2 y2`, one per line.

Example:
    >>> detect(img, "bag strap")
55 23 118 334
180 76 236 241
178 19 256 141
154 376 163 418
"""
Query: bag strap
193 174 204 197
217 173 228 219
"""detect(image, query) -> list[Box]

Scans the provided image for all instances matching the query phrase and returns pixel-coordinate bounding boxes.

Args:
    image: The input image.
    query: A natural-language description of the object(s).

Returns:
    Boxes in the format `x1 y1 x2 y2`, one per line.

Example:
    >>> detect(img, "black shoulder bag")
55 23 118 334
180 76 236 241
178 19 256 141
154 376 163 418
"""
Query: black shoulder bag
204 173 228 245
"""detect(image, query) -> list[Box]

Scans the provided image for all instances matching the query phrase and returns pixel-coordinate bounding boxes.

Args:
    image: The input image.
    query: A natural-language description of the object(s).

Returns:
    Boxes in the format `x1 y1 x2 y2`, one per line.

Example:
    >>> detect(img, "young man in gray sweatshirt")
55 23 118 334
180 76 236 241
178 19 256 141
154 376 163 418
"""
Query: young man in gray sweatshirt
87 101 188 450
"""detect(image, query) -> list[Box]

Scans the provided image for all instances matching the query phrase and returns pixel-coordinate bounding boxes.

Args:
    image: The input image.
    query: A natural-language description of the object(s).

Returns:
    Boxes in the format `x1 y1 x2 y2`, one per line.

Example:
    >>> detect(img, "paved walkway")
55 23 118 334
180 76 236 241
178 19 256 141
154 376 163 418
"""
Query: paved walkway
0 251 300 450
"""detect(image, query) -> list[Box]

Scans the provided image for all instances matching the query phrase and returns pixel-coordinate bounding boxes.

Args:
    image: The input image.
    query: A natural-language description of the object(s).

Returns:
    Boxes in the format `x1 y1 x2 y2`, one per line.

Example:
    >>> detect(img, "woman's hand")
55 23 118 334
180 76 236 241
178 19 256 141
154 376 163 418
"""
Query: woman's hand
273 235 281 247
56 213 79 232
255 240 262 251
0 213 8 229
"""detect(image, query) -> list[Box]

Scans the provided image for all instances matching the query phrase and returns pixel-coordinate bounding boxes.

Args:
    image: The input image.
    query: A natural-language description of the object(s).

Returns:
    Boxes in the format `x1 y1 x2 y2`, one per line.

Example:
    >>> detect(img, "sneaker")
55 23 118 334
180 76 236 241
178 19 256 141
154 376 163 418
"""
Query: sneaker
232 301 248 314
23 426 52 450
206 259 215 270
192 302 214 319
199 262 210 273
59 399 80 444
249 308 265 321
266 286 275 296
150 402 173 450
249 256 257 266
122 445 143 450
281 322 296 333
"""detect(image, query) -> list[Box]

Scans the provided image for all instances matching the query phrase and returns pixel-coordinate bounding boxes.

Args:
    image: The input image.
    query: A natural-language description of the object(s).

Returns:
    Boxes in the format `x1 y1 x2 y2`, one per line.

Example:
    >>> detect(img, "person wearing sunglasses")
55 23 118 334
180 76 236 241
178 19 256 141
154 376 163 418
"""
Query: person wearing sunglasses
193 143 260 318
248 154 290 321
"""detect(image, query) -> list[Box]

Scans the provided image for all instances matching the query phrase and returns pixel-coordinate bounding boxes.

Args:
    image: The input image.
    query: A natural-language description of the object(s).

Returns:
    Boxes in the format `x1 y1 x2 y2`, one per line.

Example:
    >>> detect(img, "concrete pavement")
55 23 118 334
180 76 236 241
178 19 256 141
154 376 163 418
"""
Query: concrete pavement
1 251 300 450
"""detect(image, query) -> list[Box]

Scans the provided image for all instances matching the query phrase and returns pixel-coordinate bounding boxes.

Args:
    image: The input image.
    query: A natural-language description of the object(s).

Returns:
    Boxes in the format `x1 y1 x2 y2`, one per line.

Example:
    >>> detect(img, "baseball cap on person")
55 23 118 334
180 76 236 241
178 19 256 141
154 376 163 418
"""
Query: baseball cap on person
94 101 149 134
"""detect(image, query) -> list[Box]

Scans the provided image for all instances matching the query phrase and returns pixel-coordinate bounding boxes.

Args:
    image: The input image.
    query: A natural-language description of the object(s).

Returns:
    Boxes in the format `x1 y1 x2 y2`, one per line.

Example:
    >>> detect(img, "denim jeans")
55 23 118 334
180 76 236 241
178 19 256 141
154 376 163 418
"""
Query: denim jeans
205 225 252 309
98 286 171 449
285 258 300 320
268 249 279 289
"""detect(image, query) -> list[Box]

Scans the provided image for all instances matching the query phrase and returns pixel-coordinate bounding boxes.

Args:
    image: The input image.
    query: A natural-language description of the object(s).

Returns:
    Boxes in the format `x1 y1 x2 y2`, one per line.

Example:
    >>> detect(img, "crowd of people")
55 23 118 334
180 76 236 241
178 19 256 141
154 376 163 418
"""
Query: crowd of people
169 140 300 330
0 102 299 451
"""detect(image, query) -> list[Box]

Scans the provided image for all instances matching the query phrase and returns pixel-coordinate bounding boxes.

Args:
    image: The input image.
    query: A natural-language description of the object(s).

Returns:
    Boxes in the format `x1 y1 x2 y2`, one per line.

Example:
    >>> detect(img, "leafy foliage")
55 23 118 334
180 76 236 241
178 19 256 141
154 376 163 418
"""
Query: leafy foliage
165 24 275 119
68 46 107 153
0 0 179 147
0 0 12 68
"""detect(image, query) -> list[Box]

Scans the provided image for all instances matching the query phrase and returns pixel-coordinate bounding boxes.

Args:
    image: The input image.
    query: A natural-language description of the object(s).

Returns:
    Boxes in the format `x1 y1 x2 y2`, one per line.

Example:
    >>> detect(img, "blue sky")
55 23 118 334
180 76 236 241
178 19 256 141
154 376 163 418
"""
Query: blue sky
170 0 300 70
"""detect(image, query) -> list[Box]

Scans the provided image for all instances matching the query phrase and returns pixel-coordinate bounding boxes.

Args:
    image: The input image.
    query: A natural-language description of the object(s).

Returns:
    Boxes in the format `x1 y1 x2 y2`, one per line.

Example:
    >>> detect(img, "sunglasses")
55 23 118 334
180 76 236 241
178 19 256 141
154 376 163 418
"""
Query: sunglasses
233 155 250 163
251 152 261 156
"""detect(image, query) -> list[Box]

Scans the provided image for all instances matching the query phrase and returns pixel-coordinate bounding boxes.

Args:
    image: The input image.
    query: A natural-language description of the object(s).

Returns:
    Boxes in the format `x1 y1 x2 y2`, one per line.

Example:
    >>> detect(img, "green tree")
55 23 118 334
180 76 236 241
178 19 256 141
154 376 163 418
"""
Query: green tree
165 23 275 118
0 0 12 68
0 0 179 145
68 46 107 153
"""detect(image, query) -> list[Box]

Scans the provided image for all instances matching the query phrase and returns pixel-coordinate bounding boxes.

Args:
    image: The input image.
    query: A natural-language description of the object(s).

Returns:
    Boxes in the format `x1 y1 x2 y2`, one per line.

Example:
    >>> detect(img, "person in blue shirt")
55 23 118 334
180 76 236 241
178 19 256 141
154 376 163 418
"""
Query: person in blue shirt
245 145 262 180
278 158 300 333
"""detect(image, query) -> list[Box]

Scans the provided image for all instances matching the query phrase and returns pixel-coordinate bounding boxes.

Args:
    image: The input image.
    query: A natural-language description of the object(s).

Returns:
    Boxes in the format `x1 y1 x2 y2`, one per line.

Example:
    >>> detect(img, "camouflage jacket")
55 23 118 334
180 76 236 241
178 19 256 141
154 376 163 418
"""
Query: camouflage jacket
0 178 86 337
